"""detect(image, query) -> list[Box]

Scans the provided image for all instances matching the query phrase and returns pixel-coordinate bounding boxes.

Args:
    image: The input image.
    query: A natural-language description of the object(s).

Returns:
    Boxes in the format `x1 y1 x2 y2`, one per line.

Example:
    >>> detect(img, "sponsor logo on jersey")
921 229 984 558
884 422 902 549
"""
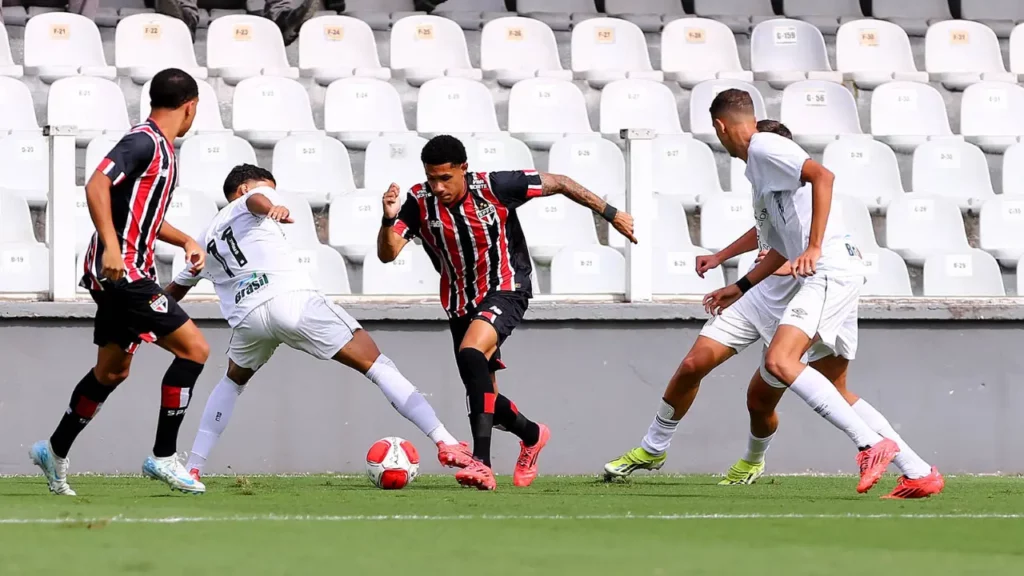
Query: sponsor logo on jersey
149 294 168 314
412 186 431 199
789 308 807 319
427 219 443 229
234 273 270 305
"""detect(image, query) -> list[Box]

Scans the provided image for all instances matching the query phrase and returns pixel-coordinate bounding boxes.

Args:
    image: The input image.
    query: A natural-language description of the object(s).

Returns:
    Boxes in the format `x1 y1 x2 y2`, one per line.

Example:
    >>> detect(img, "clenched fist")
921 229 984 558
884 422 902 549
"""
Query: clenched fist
382 183 402 219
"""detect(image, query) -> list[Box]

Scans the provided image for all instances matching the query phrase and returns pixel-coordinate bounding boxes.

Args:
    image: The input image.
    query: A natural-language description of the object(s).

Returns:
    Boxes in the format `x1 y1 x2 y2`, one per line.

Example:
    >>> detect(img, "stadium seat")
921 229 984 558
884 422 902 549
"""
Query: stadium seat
549 246 626 295
652 134 723 211
83 133 124 178
115 14 206 85
872 0 952 37
480 17 571 88
47 77 131 147
729 157 751 193
599 79 684 137
886 194 969 265
140 76 225 138
0 243 50 293
177 133 258 207
390 15 482 87
923 249 1005 296
607 192 694 251
960 82 1024 153
1004 143 1024 196
1011 25 1024 80
823 137 904 213
155 189 218 261
962 1 1024 39
0 22 24 78
699 192 755 256
661 18 753 89
0 78 40 134
362 245 438 296
548 135 625 201
782 0 864 35
416 78 500 136
297 16 391 87
507 78 594 150
433 0 515 31
859 248 913 296
272 134 356 208
329 191 383 263
273 191 319 248
605 0 687 33
206 15 299 85
834 194 879 250
0 134 48 207
925 20 1015 91
231 77 317 148
364 134 429 193
689 80 767 147
463 135 536 173
23 13 116 83
517 192 601 266
343 0 421 32
68 187 95 253
517 0 601 32
692 0 776 34
323 78 411 150
835 19 929 90
571 18 664 89
779 80 862 151
912 140 994 212
0 194 37 245
981 196 1024 267
869 81 953 153
750 19 843 89
654 246 725 295
297 244 352 295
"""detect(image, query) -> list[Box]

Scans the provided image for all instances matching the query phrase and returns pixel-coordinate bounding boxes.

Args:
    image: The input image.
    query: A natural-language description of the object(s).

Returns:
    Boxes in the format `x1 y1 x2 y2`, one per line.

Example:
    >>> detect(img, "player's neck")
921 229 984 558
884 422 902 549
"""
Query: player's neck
145 113 179 143
735 127 756 162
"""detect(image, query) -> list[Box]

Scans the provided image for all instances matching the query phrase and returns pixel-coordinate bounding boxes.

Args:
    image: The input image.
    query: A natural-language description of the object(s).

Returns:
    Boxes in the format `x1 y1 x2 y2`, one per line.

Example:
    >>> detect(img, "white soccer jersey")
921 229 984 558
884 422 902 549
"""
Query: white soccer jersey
747 205 800 317
174 186 315 327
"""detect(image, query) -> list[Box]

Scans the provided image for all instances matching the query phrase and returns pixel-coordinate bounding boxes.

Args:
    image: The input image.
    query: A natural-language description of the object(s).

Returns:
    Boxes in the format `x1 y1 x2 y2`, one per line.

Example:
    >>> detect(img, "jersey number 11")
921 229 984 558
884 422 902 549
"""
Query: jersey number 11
207 227 248 277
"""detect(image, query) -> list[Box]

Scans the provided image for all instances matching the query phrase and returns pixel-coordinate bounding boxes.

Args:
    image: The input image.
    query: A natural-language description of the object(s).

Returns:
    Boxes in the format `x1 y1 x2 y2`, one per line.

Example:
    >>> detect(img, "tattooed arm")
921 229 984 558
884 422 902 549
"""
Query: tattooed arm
538 173 637 243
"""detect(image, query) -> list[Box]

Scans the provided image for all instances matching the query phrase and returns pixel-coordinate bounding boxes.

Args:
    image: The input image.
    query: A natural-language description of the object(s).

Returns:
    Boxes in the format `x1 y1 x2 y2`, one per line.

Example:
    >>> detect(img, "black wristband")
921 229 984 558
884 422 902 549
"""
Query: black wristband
735 276 753 294
382 215 397 227
602 204 619 222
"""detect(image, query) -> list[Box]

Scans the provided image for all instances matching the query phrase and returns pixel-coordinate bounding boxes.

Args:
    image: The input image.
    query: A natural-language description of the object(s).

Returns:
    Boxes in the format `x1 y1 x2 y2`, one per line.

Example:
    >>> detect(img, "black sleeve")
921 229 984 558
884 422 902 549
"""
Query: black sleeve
489 170 544 210
96 132 156 186
392 193 422 240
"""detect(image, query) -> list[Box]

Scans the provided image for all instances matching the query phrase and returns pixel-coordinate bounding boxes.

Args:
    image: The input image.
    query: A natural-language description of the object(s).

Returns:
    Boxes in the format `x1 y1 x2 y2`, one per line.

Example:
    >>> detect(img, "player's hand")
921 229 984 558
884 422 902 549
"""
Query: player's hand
382 183 401 219
100 249 126 282
703 284 743 316
184 238 205 275
267 205 293 223
792 246 821 278
695 253 722 278
612 211 637 244
756 249 792 276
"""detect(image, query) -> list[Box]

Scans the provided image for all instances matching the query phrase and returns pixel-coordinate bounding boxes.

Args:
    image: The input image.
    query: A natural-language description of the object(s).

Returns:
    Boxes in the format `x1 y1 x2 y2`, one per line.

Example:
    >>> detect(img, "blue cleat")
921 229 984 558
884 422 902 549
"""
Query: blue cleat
143 455 206 494
29 440 76 496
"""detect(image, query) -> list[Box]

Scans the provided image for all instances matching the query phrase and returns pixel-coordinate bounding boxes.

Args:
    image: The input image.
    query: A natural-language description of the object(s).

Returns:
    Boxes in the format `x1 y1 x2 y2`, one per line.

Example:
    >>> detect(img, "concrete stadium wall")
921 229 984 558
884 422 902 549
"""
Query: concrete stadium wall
1 300 1023 476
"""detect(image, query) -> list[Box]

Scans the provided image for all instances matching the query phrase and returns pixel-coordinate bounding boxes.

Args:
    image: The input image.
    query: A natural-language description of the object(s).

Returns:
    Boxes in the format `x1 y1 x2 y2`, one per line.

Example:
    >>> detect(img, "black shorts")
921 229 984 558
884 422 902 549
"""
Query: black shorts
449 291 529 372
90 279 191 354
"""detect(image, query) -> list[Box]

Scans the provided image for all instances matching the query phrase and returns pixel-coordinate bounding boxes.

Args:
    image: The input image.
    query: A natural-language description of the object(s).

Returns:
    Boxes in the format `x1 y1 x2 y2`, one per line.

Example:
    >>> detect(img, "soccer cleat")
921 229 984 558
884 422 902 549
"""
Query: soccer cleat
189 468 202 483
513 424 551 487
437 441 475 469
882 467 945 500
455 460 496 491
143 455 206 494
603 446 667 480
856 438 900 494
28 440 76 496
718 459 766 485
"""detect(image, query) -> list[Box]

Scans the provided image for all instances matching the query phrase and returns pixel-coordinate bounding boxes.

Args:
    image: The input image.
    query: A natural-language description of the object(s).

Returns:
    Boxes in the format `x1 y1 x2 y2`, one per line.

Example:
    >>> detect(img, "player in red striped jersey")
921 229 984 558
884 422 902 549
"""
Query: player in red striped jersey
377 135 637 490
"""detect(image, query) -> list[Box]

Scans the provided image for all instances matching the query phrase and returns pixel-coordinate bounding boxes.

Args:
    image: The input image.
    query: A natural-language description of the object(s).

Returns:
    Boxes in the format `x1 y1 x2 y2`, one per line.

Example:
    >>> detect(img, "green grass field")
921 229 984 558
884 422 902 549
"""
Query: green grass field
1 474 1022 575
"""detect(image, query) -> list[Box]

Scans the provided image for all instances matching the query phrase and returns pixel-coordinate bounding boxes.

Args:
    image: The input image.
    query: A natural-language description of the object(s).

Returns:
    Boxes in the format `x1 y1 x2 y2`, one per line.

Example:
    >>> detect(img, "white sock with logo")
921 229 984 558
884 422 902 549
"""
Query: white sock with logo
641 400 679 456
365 355 458 446
789 367 883 449
852 400 932 479
743 432 775 465
187 374 245 473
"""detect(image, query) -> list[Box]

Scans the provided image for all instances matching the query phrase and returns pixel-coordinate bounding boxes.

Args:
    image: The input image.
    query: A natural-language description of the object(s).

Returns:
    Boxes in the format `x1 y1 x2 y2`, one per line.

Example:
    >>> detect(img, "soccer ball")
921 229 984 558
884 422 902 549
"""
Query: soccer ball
365 437 420 490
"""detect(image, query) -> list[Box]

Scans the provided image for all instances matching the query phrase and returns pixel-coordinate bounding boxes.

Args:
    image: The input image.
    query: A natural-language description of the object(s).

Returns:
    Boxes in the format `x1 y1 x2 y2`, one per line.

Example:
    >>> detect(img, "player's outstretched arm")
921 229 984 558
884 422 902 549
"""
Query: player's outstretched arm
539 173 637 244
158 221 205 274
793 159 835 277
164 282 193 303
378 183 410 263
697 227 758 278
703 248 787 316
245 193 293 223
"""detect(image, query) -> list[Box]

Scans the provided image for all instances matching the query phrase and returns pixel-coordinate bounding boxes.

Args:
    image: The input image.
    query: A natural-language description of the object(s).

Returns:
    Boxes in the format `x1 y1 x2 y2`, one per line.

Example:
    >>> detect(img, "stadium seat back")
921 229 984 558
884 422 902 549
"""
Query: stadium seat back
362 245 439 296
156 189 218 259
979 196 1024 265
1003 143 1024 196
463 135 536 173
923 249 1005 296
859 248 913 296
1011 25 1024 74
364 134 429 192
207 15 290 70
299 244 352 295
961 0 1024 21
549 245 626 294
689 80 767 136
870 81 952 137
750 18 832 73
960 82 1024 137
480 17 563 73
0 78 38 132
232 77 316 133
0 23 16 68
324 77 409 143
833 194 879 250
607 192 693 250
70 186 95 252
653 246 725 295
391 15 474 71
47 77 131 134
780 80 862 136
823 138 904 210
83 133 123 177
694 0 774 17
0 242 50 293
115 14 199 69
416 78 499 134
729 157 750 193
24 12 108 68
140 76 224 135
661 18 744 74
652 134 723 209
571 18 655 73
911 140 994 206
886 194 970 264
298 16 383 71
599 79 683 136
699 191 755 252
329 192 384 263
785 0 862 18
0 194 36 244
873 0 951 20
508 78 593 137
516 178 601 265
548 135 625 200
273 191 319 248
0 135 48 201
177 133 258 204
273 134 356 206
925 20 1007 74
836 19 918 73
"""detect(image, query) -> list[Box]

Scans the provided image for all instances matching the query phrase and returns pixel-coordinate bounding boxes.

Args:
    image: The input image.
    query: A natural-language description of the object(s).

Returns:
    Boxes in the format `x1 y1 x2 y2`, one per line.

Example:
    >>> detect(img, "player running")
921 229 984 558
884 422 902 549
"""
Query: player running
30 69 209 495
164 165 475 482
378 135 636 490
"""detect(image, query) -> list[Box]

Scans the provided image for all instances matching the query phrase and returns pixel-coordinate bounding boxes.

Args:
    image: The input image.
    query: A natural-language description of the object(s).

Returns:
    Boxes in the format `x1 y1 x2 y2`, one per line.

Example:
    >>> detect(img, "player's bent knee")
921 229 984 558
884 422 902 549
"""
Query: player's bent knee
96 367 130 386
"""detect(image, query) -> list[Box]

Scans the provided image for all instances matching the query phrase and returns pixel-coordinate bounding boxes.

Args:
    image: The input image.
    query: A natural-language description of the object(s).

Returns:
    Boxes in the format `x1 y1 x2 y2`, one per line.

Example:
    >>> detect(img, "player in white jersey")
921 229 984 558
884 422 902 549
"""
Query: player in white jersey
164 165 475 484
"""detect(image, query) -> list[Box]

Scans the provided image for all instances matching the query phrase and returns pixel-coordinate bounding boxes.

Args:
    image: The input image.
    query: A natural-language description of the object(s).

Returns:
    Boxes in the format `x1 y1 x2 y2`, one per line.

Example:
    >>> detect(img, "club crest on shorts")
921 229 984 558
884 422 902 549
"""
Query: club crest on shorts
150 294 169 314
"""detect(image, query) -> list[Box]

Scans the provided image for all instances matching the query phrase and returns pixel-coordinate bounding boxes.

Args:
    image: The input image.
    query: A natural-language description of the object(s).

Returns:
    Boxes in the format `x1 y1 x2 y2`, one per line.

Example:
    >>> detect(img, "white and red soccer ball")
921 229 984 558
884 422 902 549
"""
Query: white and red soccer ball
365 437 420 490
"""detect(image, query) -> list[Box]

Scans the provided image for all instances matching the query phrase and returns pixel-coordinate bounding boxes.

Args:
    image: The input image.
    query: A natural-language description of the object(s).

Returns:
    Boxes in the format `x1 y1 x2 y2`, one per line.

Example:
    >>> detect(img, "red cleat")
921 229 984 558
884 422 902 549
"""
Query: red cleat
882 467 945 500
455 460 496 491
436 441 474 469
189 468 201 483
513 424 550 488
856 438 900 493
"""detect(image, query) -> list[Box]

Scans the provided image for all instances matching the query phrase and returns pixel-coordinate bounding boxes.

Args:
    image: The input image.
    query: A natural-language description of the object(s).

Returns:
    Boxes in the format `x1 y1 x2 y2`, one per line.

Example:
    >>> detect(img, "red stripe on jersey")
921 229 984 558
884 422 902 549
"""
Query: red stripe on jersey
476 178 515 291
436 200 467 314
462 192 492 308
121 131 162 282
141 143 175 277
524 169 544 198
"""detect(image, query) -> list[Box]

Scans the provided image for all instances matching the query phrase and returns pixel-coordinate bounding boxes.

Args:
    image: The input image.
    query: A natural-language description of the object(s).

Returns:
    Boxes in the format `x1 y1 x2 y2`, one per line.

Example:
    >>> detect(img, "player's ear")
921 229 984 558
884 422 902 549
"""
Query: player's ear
460 162 469 173
713 118 726 133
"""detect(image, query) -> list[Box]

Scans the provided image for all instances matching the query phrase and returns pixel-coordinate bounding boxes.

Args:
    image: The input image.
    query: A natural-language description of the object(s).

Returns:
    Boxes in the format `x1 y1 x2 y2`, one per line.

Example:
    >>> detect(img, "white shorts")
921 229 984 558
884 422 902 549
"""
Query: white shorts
779 273 860 361
228 290 362 370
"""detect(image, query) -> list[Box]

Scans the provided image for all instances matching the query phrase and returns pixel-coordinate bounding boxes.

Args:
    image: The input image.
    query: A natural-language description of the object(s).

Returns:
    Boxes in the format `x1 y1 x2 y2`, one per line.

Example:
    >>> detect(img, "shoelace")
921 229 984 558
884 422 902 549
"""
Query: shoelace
517 445 536 468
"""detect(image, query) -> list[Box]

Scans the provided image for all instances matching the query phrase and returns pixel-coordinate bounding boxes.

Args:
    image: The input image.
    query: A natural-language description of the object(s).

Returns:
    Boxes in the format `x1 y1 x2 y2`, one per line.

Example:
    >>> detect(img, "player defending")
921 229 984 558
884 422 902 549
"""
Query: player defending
164 165 475 481
378 135 636 490
30 68 209 495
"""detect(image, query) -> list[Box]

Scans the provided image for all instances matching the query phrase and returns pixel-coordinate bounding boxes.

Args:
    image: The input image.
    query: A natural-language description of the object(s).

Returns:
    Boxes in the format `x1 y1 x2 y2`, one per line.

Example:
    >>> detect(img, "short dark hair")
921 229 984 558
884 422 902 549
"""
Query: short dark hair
150 68 199 110
223 164 276 199
709 89 755 120
756 119 793 140
420 135 467 166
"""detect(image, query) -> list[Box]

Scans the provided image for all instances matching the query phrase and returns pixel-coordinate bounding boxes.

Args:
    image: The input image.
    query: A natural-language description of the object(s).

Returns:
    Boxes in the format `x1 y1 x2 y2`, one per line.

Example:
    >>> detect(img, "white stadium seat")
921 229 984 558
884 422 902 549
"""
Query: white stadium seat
177 133 258 206
923 249 1005 296
783 0 864 35
155 189 218 261
231 77 317 148
272 134 356 207
416 78 500 135
823 138 904 212
886 194 969 266
779 80 863 151
925 20 1016 91
171 251 216 296
729 157 751 194
0 134 49 206
962 1 1024 39
693 0 776 34
480 17 572 88
834 194 879 250
0 194 37 244
362 245 439 296
859 248 913 296
0 243 50 293
548 135 625 201
83 133 123 178
329 191 384 264
689 80 767 147
433 0 515 31
516 185 601 266
699 191 754 256
323 78 410 150
607 192 693 251
343 0 419 32
873 0 952 37
0 21 24 77
1011 25 1024 79
836 19 928 90
507 78 594 150
654 246 725 295
605 0 687 33
959 82 1024 153
652 134 723 211
140 76 225 137
47 77 131 146
115 14 207 85
750 18 842 89
869 81 953 153
549 246 625 295
1003 143 1024 196
979 197 1024 267
206 15 299 85
297 244 352 295
661 18 753 89
363 134 428 193
70 187 95 253
390 15 482 87
298 16 391 86
463 135 536 173
911 140 994 212
517 0 601 33
570 18 664 89
24 13 116 83
0 78 39 133
599 79 684 137
273 191 319 248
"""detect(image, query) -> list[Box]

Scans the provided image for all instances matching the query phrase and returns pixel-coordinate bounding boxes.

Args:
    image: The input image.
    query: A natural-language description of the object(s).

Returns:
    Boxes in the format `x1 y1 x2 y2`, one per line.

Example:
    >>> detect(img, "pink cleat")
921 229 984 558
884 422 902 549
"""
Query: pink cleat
455 460 496 491
436 441 474 469
513 424 550 488
856 438 900 493
882 467 945 500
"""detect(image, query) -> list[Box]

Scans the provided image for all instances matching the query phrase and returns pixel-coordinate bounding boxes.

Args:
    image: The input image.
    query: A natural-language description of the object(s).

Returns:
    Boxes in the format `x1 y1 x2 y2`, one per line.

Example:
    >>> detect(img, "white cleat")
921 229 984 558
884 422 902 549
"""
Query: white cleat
28 440 76 496
142 455 206 494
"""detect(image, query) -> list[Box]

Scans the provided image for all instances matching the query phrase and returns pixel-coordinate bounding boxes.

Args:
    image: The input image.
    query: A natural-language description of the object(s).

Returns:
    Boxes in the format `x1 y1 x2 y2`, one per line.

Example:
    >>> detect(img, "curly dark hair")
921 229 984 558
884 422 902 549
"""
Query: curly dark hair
420 134 468 167
222 164 276 199
756 119 793 140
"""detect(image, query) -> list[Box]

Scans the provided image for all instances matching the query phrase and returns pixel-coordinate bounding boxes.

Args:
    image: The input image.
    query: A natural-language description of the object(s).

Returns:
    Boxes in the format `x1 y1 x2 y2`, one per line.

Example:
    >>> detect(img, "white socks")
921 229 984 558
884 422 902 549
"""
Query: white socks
365 355 458 446
187 374 245 473
852 399 931 479
743 432 775 464
789 367 883 449
641 400 679 455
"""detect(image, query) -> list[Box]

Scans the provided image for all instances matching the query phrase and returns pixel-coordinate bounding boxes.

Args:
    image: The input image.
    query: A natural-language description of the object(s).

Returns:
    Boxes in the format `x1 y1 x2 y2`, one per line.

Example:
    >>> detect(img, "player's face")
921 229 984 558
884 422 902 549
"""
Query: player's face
424 162 468 205
178 98 199 137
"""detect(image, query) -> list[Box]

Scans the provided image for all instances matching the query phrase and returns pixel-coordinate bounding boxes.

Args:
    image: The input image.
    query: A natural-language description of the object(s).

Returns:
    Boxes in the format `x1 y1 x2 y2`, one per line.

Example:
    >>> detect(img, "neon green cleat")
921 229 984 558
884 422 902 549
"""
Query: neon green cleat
603 447 667 480
718 459 766 485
